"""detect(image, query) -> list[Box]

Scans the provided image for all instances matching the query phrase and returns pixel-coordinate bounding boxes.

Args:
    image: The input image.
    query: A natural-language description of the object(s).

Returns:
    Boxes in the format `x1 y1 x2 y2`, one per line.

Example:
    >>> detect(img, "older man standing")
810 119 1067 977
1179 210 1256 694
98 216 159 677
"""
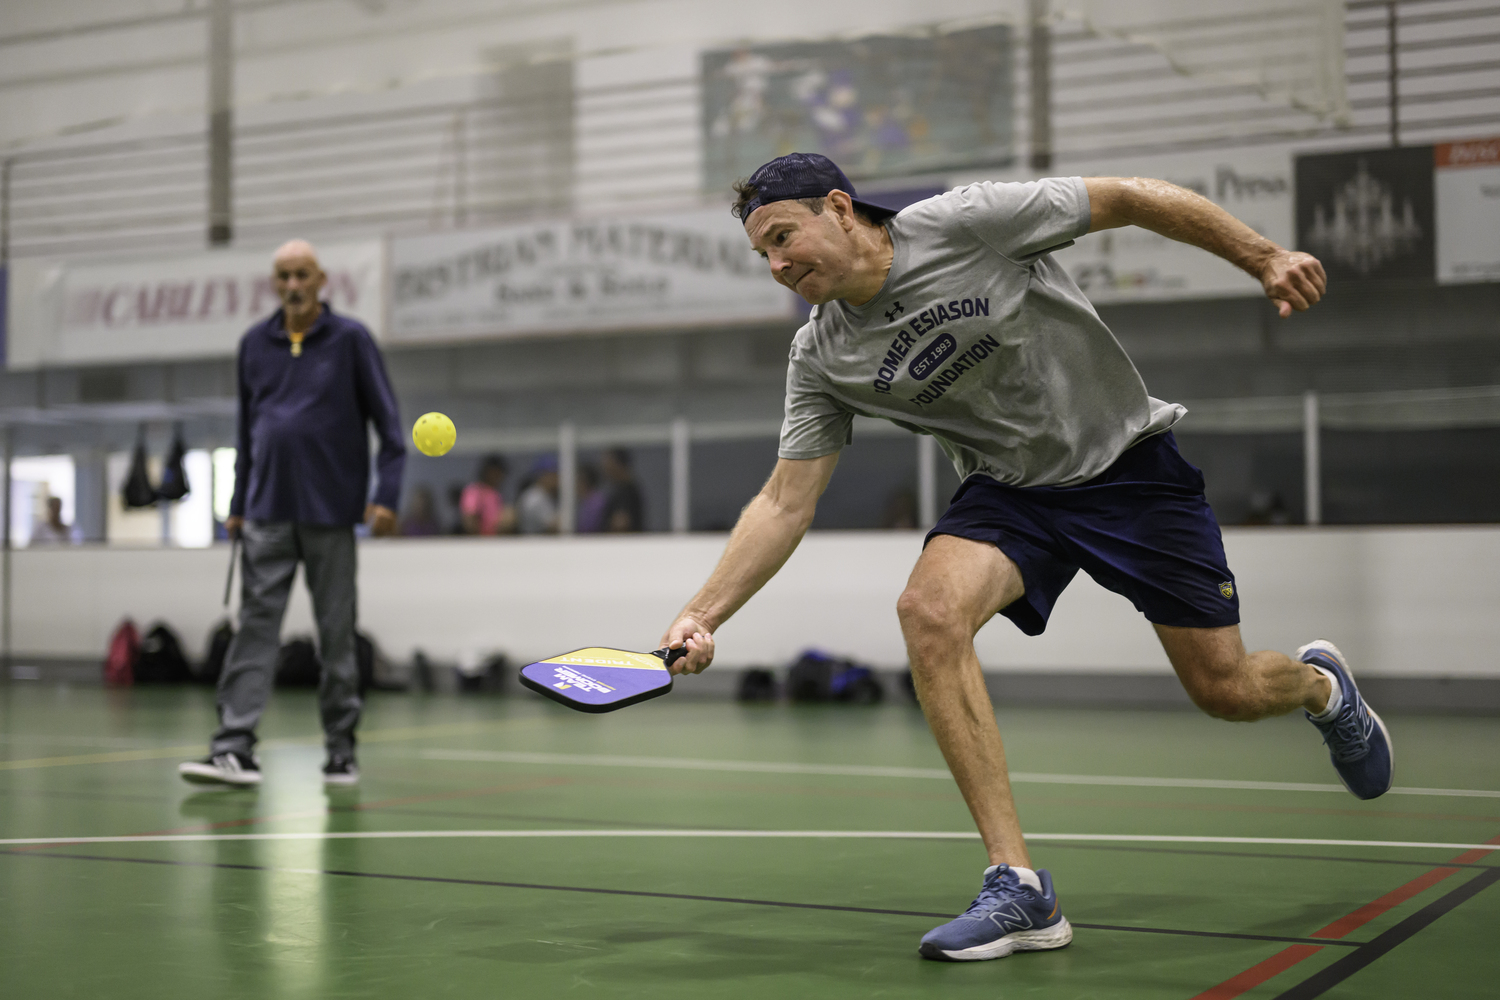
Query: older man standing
180 240 405 788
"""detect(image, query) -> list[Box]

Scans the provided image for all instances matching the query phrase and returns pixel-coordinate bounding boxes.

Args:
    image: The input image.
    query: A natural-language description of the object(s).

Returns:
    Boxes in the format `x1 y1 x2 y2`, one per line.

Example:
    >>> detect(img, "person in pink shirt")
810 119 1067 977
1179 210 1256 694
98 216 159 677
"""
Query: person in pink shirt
460 455 515 535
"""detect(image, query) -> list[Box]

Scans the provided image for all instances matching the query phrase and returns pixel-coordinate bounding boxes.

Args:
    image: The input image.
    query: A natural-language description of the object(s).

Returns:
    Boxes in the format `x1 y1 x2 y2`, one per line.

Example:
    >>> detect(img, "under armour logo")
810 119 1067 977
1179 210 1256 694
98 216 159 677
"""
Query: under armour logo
884 301 905 322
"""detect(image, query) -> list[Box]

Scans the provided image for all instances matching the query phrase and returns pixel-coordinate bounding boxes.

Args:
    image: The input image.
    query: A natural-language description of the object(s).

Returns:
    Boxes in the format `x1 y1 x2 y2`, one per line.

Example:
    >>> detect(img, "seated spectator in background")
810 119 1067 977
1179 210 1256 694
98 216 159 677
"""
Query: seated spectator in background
517 455 560 534
31 497 73 544
576 463 607 533
446 483 467 534
601 448 644 532
1245 490 1291 526
460 454 515 536
400 485 441 536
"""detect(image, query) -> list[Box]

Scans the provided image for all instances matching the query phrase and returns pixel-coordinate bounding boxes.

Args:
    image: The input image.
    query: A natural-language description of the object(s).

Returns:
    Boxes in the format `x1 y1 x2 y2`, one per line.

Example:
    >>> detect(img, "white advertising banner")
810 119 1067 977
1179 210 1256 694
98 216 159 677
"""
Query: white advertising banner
1435 137 1500 284
6 241 385 370
1052 150 1295 303
388 209 794 342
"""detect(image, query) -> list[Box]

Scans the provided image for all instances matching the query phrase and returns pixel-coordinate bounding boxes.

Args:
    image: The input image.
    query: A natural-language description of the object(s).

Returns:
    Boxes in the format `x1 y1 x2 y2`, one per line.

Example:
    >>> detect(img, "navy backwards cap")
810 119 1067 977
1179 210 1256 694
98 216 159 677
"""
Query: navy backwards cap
737 152 898 223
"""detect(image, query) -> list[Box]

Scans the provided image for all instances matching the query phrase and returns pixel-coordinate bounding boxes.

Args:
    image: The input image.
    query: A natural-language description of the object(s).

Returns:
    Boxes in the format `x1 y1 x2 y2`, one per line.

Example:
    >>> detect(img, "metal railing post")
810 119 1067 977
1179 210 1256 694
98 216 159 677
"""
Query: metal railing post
558 421 577 534
670 417 690 534
1028 0 1053 172
455 108 469 227
1387 2 1400 147
207 0 234 245
0 156 12 268
1303 391 1322 526
2 424 11 668
917 435 937 529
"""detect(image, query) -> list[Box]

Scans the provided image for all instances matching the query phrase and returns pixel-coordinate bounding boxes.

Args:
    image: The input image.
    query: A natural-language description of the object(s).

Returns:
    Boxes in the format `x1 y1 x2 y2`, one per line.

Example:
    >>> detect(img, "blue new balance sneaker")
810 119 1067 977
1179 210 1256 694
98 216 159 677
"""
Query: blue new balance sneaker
1299 640 1394 800
919 864 1073 962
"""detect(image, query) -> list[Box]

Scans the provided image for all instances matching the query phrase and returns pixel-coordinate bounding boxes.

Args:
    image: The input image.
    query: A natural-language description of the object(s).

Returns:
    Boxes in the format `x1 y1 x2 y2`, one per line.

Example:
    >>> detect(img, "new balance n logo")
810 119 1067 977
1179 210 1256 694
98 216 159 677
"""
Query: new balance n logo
983 905 1035 935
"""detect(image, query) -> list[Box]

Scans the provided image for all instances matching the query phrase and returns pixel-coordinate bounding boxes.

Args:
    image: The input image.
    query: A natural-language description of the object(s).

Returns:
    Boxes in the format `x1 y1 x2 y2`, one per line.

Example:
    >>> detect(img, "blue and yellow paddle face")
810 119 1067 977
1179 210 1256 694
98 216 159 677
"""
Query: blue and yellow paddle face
519 647 677 713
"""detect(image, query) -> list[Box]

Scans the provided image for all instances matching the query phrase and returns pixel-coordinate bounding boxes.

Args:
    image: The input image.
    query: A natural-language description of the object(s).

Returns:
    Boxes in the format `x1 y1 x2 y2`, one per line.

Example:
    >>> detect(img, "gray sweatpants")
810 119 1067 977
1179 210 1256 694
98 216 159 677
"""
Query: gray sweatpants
211 521 361 759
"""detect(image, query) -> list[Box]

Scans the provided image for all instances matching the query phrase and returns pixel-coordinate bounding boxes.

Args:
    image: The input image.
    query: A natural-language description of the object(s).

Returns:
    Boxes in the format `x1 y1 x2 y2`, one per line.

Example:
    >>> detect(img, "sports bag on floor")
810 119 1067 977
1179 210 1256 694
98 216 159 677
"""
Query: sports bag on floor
786 649 885 705
104 619 140 686
199 619 234 685
134 622 193 685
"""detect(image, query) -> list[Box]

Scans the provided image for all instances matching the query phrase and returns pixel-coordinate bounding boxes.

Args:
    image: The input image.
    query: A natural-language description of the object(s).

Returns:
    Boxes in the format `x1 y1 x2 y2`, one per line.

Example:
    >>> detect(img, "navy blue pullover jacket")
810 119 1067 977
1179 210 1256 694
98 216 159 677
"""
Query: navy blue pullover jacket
230 305 405 525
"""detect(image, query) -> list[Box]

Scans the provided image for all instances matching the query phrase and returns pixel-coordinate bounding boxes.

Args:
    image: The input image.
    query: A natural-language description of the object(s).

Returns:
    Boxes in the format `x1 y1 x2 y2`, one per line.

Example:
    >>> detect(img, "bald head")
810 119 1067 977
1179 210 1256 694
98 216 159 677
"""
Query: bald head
271 238 326 330
272 238 320 269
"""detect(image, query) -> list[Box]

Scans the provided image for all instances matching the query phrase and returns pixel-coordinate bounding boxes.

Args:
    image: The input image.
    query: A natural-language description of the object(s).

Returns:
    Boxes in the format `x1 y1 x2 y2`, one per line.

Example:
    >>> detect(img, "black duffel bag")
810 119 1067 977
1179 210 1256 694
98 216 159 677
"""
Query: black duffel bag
134 622 194 685
275 634 377 692
198 619 234 686
786 649 884 705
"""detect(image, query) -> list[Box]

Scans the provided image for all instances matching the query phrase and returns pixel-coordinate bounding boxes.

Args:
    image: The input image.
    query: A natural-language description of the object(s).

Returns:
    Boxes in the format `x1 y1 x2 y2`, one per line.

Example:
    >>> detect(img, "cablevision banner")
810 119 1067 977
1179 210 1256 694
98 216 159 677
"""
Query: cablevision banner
388 209 795 342
5 241 384 369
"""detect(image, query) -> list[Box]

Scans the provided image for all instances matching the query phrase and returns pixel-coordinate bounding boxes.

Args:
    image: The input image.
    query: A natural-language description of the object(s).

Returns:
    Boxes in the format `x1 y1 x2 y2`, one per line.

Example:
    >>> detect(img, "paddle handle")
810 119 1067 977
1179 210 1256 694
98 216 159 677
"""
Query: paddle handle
652 646 690 667
222 534 239 607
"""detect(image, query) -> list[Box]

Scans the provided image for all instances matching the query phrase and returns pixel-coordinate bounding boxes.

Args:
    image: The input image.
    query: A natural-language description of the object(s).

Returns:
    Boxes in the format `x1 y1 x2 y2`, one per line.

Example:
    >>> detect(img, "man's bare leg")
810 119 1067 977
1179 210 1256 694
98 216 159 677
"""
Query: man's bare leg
1155 624 1331 721
897 534 1029 868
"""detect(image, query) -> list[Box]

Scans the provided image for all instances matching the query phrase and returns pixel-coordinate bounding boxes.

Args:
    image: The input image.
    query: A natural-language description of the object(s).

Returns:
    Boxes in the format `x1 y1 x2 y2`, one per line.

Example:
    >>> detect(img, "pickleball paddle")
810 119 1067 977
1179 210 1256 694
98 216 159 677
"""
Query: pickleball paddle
519 645 688 713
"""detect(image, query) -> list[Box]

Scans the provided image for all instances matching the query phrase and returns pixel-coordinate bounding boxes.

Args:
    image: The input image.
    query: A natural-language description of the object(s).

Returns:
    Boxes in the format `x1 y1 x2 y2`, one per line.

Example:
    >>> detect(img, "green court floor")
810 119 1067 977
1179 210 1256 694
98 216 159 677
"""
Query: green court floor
2 685 1496 999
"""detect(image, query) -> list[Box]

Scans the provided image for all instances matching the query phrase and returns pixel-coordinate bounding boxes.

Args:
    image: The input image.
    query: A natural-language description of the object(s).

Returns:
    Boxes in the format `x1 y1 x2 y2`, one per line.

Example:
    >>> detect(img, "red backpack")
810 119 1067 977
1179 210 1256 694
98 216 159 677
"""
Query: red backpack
104 619 140 686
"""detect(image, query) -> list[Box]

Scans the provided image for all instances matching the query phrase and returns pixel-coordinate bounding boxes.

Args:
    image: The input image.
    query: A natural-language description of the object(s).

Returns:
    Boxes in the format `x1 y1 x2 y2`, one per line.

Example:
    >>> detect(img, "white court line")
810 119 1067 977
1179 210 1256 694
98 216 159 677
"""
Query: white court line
1 830 1496 851
416 749 1500 799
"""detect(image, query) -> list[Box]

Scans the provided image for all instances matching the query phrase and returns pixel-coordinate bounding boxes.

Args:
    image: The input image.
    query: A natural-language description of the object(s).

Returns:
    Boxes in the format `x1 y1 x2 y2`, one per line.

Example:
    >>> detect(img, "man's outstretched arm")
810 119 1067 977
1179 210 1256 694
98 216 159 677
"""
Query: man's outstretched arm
1084 176 1326 318
660 453 839 675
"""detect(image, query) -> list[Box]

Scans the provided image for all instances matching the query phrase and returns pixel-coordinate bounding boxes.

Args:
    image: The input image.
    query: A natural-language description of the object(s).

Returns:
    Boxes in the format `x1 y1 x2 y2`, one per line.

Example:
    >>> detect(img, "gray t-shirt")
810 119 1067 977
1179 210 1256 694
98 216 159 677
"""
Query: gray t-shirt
778 177 1184 487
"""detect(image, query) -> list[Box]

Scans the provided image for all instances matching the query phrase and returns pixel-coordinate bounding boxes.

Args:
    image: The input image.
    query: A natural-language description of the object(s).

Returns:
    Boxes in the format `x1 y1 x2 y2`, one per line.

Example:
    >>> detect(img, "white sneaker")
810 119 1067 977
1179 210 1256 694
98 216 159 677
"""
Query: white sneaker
179 752 261 787
322 755 359 787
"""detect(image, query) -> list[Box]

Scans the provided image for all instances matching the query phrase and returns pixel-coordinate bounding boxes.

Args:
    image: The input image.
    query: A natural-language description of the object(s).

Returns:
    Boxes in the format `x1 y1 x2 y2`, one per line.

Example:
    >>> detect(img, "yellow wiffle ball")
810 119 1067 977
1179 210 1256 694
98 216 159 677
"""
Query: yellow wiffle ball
412 412 457 457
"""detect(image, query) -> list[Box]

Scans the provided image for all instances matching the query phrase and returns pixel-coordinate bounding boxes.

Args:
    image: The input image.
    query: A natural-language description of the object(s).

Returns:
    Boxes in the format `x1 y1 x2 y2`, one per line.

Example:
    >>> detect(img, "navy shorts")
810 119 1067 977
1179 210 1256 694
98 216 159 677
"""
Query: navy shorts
926 432 1239 636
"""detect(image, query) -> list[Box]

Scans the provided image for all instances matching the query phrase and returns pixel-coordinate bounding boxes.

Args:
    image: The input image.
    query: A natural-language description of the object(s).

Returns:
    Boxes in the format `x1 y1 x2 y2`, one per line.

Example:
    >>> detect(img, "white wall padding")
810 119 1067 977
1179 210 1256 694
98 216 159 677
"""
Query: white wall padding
8 525 1498 678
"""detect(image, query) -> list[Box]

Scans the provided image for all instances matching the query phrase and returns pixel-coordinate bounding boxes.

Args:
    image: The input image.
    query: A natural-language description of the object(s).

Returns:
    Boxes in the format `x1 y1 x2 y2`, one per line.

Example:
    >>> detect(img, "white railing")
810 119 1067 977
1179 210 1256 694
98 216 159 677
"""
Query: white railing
0 385 1447 536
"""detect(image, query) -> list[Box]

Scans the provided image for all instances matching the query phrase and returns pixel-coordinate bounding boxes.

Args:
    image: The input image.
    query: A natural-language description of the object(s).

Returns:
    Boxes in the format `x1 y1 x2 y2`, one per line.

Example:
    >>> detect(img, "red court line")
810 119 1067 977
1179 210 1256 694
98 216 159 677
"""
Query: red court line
1310 867 1460 940
1449 837 1500 864
1190 833 1500 1000
1192 945 1326 1000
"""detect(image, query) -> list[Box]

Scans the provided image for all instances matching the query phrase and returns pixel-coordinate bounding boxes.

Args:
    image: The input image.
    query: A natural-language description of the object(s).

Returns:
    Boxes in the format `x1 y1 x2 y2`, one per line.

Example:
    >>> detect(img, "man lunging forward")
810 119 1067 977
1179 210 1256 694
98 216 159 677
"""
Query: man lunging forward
660 154 1393 963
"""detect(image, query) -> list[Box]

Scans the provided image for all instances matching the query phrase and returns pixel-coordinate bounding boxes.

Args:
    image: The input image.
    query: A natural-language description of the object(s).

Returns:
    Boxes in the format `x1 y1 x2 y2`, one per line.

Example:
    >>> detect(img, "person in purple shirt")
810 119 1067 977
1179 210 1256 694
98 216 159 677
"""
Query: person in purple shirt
180 239 405 789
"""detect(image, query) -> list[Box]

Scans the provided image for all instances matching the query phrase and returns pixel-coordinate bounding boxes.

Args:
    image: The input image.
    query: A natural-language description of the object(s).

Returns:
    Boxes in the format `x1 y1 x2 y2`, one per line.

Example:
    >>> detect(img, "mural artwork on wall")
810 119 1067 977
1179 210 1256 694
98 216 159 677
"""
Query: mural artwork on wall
701 25 1014 194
